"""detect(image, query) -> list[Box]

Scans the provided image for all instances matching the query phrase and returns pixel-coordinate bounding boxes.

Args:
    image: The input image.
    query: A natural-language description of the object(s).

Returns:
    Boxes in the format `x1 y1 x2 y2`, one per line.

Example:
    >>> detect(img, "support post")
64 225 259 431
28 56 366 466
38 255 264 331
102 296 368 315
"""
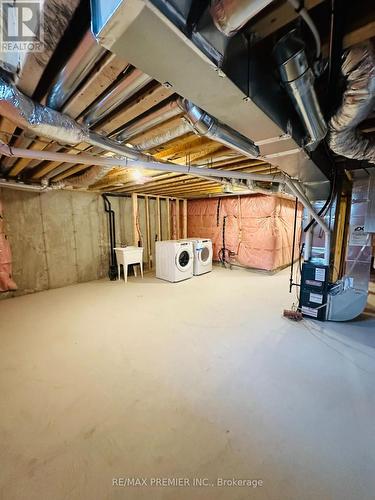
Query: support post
167 198 171 240
183 199 188 238
145 196 152 268
156 196 161 241
132 193 138 246
175 198 180 240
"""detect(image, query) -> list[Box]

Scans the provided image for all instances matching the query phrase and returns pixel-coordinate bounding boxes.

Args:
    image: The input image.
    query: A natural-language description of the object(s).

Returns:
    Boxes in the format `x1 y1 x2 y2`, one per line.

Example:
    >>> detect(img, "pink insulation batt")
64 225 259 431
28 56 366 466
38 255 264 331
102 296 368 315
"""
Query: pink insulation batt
187 194 302 271
0 198 17 292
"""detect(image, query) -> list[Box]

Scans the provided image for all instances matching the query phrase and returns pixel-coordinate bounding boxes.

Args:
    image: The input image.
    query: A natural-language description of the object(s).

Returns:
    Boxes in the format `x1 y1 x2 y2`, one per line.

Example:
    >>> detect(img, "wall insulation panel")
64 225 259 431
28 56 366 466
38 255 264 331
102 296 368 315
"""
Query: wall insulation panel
187 195 302 271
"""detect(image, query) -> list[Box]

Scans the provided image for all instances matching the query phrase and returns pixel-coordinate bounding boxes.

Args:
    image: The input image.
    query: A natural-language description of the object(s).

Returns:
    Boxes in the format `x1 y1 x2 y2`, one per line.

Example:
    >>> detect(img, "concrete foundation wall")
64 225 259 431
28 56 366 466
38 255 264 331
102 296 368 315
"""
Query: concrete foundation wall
0 189 109 299
0 190 172 299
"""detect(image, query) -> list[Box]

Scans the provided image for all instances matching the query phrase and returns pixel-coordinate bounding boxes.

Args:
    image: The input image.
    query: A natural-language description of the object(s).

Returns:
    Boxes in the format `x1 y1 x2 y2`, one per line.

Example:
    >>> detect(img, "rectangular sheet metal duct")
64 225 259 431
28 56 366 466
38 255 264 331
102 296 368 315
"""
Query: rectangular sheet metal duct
90 0 330 200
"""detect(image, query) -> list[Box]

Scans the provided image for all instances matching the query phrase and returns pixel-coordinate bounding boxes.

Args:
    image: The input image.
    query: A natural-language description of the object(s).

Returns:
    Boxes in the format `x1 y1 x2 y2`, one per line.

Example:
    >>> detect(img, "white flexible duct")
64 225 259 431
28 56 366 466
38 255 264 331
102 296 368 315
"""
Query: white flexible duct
134 121 192 151
287 0 321 59
328 42 375 163
210 0 321 62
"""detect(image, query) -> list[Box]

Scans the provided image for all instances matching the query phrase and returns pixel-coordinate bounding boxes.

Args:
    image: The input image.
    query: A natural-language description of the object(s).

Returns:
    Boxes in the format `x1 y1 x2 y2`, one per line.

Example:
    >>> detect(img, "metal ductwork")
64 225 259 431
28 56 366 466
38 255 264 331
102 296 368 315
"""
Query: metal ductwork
210 0 274 37
115 100 182 142
179 99 259 158
90 0 331 199
273 31 327 151
81 68 153 127
47 30 107 111
328 42 375 163
0 73 144 160
0 74 87 145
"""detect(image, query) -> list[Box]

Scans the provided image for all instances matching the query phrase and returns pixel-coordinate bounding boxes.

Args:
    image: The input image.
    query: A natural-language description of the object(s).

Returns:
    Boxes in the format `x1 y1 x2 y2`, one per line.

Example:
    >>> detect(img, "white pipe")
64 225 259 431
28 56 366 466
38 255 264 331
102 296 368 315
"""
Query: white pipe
287 0 321 59
286 178 331 265
0 141 283 184
0 179 51 192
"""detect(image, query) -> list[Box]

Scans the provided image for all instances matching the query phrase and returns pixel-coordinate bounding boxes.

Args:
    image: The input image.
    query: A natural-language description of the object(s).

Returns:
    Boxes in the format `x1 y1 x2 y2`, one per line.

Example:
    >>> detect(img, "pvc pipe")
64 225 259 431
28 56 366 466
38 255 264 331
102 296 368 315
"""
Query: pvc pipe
286 178 331 265
0 141 283 184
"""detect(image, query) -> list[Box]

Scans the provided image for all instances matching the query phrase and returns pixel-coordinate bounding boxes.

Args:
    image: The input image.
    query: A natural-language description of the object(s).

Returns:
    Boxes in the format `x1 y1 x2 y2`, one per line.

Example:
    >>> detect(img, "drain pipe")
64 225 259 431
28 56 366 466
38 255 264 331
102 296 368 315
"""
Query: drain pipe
285 177 331 265
0 178 53 192
102 194 118 280
0 140 281 183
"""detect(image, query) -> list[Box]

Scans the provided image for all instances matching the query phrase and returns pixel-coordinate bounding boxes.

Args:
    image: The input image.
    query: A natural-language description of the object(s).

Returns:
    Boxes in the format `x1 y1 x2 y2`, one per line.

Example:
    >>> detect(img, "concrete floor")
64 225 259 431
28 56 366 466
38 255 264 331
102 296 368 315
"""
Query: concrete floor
0 267 375 500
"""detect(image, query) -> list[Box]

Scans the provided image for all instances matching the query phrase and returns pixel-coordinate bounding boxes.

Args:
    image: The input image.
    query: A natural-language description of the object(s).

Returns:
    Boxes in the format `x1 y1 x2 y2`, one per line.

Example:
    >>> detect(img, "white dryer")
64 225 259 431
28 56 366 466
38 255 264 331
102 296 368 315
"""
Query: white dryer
184 238 213 275
155 240 194 282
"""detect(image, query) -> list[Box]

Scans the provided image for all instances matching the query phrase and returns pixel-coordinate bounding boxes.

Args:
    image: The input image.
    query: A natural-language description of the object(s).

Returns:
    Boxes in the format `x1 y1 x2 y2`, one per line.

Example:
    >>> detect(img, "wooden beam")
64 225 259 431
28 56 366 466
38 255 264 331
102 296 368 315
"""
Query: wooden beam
342 20 375 49
251 0 324 40
132 193 139 246
322 20 375 56
156 196 162 241
183 199 188 239
98 84 174 136
175 199 180 240
166 199 171 239
63 54 128 118
145 196 152 268
9 140 48 176
157 137 215 160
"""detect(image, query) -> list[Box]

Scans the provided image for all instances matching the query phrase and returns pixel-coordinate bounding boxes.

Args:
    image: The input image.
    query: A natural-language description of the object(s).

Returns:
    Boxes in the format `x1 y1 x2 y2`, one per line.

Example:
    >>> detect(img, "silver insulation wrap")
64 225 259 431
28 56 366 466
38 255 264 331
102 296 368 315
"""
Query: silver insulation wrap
328 42 375 163
62 165 113 188
0 75 87 145
134 121 192 151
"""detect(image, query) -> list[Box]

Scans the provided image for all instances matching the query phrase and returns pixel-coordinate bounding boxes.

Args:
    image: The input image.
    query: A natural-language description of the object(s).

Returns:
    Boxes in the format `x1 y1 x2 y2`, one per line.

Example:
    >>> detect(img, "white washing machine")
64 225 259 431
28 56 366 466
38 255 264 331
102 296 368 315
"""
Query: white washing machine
155 240 194 282
184 238 213 276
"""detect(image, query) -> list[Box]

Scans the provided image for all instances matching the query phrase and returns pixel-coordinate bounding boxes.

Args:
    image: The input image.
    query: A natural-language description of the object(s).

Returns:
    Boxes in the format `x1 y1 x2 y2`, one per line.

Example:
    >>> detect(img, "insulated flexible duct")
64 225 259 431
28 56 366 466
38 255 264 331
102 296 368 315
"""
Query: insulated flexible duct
0 74 87 145
328 42 375 163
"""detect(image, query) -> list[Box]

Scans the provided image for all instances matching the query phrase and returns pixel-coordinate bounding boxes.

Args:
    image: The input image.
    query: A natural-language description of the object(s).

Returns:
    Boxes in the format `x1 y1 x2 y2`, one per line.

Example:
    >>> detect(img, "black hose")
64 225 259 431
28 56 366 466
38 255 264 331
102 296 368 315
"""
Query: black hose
218 215 228 265
102 194 117 280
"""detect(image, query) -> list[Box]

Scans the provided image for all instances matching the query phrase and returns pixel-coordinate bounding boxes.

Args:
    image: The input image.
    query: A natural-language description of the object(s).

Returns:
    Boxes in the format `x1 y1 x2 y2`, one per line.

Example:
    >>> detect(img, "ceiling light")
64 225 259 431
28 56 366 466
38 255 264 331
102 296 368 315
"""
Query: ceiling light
131 169 147 184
